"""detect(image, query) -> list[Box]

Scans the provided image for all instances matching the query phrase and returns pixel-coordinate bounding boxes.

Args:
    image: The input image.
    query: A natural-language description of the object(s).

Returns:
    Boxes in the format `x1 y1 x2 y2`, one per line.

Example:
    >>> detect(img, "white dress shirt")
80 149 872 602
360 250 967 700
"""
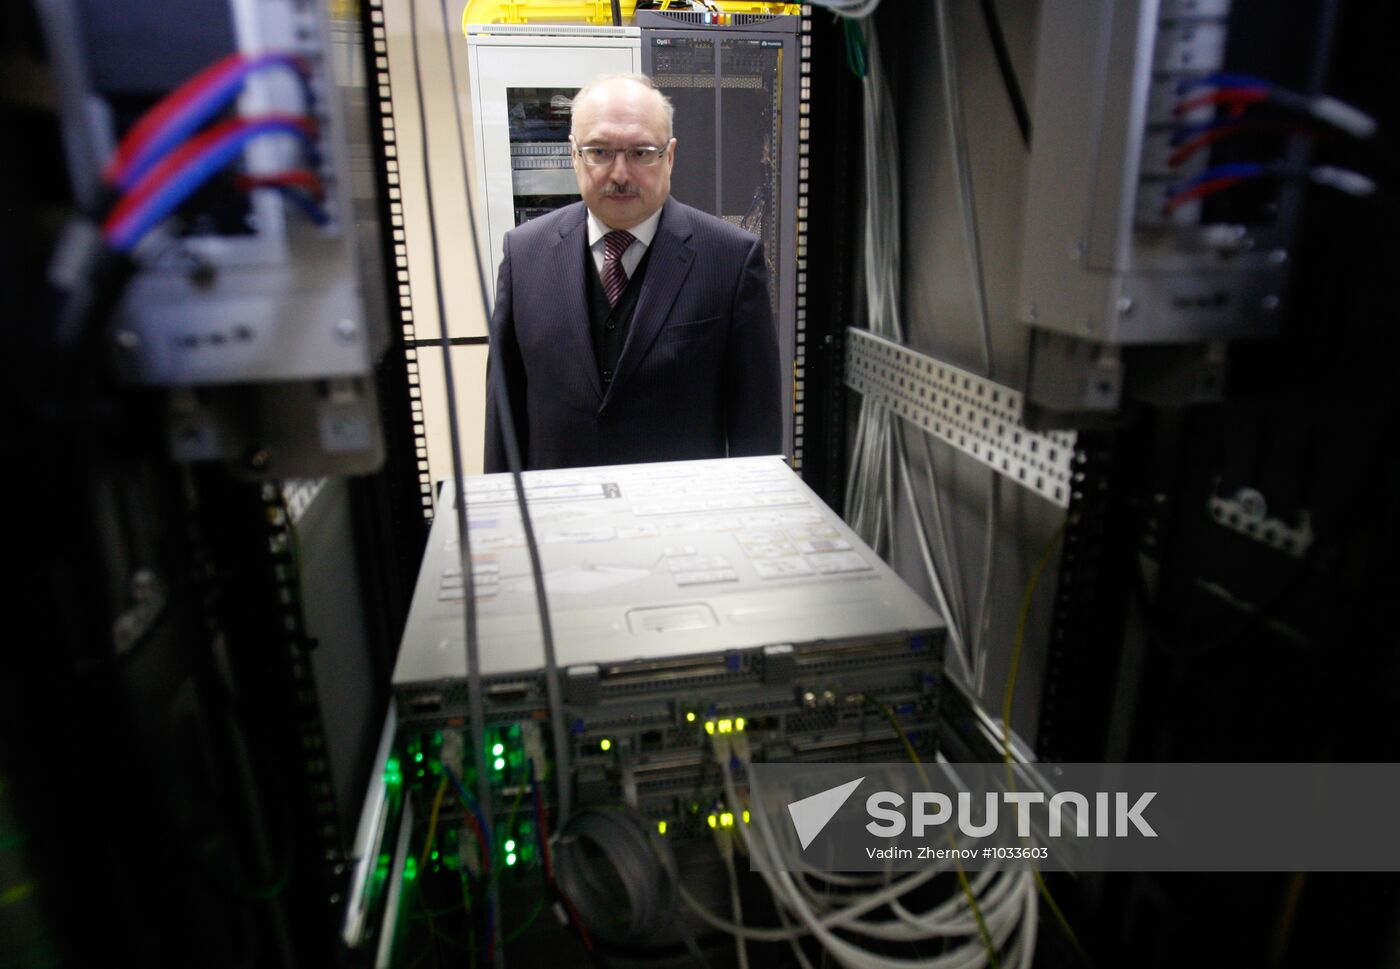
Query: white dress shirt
586 207 662 281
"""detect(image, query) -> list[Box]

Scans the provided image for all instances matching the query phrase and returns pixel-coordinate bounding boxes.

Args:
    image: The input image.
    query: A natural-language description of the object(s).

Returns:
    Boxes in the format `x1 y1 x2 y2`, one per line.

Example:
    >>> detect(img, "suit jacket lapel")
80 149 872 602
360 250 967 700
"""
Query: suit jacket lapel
607 198 695 403
551 204 604 401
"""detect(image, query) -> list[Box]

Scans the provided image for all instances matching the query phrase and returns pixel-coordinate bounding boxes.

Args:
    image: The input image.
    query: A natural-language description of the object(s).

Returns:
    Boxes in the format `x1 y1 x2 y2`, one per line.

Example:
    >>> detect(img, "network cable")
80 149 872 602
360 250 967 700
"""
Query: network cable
427 0 574 844
403 1 498 963
102 114 320 251
1175 73 1377 141
103 51 312 190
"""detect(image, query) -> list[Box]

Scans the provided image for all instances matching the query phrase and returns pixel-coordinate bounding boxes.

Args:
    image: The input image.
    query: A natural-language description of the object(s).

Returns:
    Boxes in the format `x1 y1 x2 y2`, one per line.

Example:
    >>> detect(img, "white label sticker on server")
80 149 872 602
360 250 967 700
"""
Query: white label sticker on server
753 558 815 580
794 537 853 555
807 551 872 574
543 527 617 544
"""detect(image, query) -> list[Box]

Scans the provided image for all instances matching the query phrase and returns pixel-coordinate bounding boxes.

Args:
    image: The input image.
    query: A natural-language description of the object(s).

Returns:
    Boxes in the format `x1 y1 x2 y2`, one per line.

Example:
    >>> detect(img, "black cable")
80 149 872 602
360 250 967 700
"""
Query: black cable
976 0 1031 149
429 0 572 827
403 0 495 961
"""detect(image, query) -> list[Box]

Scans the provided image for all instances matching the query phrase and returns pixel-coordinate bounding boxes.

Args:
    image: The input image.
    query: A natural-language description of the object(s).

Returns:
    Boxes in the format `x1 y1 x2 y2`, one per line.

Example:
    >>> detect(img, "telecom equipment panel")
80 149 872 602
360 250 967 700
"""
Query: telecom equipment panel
43 0 392 474
639 12 801 457
1017 0 1299 347
393 456 944 821
463 25 642 289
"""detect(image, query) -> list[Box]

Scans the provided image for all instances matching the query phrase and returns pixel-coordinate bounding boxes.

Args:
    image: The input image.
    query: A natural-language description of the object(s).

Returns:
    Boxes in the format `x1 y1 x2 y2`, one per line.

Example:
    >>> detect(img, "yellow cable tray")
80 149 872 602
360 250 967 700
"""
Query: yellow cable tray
462 0 802 29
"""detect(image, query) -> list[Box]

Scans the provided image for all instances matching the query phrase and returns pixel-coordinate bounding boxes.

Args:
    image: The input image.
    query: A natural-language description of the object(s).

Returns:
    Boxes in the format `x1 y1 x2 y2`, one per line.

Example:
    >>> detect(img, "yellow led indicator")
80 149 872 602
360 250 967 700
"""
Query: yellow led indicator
742 810 750 824
705 721 716 735
720 812 734 828
707 814 718 829
657 820 668 835
735 717 746 732
600 739 612 752
718 719 733 734
686 711 696 723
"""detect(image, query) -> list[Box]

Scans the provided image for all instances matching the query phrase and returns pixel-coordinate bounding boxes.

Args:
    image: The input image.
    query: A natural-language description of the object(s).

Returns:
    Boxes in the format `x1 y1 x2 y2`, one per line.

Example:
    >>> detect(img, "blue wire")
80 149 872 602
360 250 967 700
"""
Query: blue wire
1167 161 1269 196
443 766 494 854
1171 116 1244 145
1176 71 1272 95
108 120 316 251
260 184 330 227
117 53 309 190
444 765 495 962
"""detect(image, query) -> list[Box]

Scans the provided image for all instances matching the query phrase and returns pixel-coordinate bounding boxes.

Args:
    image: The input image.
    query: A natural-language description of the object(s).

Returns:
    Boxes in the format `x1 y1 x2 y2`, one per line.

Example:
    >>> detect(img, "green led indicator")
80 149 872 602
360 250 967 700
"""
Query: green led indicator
494 757 506 771
506 852 518 866
414 752 423 763
504 839 516 852
404 857 418 881
431 850 439 861
492 743 505 756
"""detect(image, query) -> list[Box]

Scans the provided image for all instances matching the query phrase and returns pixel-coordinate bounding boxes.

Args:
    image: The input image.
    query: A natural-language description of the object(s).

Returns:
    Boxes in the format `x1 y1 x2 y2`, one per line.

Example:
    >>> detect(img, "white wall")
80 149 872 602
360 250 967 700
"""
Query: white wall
382 0 490 481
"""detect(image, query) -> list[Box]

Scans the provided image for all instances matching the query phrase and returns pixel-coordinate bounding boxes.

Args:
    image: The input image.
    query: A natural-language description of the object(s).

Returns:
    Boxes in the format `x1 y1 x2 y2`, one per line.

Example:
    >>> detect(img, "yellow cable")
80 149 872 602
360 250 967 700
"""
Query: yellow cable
1001 520 1067 766
999 519 1088 960
862 695 1001 969
419 774 450 870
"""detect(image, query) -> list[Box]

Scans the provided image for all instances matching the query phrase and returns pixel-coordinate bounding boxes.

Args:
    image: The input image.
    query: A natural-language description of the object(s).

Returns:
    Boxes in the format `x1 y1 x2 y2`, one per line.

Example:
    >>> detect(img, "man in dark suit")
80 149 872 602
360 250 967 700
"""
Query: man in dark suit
484 73 781 472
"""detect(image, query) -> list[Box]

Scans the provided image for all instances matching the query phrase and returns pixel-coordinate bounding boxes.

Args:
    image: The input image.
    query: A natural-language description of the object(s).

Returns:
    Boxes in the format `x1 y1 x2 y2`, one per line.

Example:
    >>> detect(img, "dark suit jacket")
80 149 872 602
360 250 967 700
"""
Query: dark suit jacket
484 197 781 471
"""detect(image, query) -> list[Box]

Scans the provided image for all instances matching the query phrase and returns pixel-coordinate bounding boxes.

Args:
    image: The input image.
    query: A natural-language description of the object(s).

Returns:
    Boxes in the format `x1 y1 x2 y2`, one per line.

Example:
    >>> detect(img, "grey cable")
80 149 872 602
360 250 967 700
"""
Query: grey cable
722 848 751 969
972 469 1000 694
934 0 995 379
552 806 703 960
920 433 969 641
894 422 969 675
432 0 573 829
402 0 497 959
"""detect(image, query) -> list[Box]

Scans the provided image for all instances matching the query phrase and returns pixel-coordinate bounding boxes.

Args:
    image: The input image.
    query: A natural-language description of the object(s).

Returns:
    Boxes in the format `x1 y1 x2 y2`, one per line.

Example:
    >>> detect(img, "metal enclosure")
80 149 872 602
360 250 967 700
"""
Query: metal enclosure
1017 0 1293 351
40 0 392 475
639 11 802 459
394 456 944 845
463 24 642 288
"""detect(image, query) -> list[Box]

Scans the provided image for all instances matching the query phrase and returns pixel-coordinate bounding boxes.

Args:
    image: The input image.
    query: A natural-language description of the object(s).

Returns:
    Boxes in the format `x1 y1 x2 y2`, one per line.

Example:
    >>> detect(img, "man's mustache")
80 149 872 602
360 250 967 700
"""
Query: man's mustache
600 184 639 196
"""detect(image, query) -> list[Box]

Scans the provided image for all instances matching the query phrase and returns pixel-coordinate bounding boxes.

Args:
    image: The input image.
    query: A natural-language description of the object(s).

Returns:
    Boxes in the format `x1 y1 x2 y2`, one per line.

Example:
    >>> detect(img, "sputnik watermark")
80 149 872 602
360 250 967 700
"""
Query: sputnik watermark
864 789 1157 839
787 777 1155 850
748 763 1400 872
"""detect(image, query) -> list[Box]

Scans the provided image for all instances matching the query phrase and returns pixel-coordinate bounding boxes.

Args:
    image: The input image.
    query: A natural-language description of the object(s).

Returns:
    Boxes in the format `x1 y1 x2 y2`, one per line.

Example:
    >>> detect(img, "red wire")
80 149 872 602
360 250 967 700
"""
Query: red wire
530 773 594 951
1168 120 1299 168
234 170 326 198
103 114 315 237
1164 174 1258 212
458 806 491 880
102 53 246 184
1175 88 1269 117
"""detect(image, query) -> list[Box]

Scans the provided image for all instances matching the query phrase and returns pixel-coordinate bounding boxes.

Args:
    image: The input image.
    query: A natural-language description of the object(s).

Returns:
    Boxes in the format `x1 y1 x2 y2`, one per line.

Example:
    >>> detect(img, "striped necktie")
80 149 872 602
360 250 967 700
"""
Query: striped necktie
602 230 635 307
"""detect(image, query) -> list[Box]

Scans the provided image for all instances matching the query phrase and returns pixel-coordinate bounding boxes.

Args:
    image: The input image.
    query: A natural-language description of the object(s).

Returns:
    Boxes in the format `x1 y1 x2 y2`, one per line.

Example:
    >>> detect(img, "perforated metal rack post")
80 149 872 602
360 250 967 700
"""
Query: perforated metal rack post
365 0 436 522
843 327 1080 507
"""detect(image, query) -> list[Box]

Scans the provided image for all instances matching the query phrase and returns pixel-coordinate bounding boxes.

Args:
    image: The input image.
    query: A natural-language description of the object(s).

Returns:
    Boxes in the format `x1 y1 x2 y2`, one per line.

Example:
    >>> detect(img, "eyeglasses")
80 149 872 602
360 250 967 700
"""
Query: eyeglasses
574 142 673 167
